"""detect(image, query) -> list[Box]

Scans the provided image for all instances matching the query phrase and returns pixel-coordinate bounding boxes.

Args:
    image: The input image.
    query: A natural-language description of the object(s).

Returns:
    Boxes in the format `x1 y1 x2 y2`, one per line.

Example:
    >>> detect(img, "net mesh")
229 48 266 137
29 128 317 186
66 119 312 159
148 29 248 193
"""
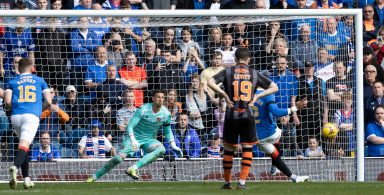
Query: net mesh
0 14 361 182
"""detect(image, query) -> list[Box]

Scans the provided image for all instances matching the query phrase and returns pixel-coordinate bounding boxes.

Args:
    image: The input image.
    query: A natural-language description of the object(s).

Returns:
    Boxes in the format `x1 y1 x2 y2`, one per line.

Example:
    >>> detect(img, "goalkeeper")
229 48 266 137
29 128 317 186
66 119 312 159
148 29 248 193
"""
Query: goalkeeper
87 89 183 182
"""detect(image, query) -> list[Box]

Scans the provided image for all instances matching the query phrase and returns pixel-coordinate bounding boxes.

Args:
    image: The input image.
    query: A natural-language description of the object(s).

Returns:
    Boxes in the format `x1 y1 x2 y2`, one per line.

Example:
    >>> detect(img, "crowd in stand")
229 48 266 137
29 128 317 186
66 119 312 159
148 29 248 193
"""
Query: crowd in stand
0 0 383 161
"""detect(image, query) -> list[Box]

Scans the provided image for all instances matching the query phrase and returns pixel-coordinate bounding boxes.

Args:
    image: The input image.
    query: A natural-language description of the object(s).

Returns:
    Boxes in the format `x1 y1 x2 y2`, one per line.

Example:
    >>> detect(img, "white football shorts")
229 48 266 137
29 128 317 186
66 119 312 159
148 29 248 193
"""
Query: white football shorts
11 114 40 144
257 127 282 155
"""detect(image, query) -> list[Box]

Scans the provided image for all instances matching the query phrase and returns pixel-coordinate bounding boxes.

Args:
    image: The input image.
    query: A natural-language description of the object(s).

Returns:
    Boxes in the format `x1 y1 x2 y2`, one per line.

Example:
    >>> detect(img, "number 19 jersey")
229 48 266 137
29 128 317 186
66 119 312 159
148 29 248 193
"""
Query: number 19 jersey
213 64 272 119
6 73 49 117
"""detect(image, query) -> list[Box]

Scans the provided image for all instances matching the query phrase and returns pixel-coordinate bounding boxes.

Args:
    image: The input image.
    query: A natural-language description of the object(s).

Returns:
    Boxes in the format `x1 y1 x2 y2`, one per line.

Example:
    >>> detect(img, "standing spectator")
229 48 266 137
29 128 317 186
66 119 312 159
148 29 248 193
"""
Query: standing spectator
39 87 70 139
365 81 384 124
178 27 201 61
304 137 326 157
157 27 181 63
232 22 252 49
141 0 176 9
204 27 222 62
297 61 326 149
334 92 354 157
89 4 110 40
364 65 378 103
30 132 61 161
182 47 206 84
139 39 157 70
78 120 116 158
366 105 384 157
164 112 201 158
363 4 380 44
115 90 137 150
200 51 224 100
318 17 348 60
0 17 35 81
106 33 129 69
119 52 148 107
291 25 317 66
216 33 237 67
165 88 183 125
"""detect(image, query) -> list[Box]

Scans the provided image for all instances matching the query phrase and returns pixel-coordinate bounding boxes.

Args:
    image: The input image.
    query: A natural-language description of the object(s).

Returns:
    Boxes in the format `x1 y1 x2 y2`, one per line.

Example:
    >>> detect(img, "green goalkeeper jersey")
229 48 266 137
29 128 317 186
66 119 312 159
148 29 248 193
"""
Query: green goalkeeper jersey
126 103 174 143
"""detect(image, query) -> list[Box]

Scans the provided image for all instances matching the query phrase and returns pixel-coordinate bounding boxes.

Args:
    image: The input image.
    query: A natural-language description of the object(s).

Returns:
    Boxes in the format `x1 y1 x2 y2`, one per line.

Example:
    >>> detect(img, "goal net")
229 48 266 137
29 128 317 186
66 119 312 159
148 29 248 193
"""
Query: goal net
0 9 365 182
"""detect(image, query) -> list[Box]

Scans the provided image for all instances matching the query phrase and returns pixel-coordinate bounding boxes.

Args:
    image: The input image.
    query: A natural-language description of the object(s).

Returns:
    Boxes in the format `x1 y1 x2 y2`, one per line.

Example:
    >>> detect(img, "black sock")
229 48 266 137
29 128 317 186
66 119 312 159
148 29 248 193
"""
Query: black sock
272 155 292 177
21 152 29 178
14 149 27 168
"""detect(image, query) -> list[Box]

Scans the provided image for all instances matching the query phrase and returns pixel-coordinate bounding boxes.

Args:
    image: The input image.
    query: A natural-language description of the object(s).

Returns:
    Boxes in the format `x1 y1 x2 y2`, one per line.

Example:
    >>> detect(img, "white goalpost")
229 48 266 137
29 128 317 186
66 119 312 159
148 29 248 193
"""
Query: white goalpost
0 9 364 182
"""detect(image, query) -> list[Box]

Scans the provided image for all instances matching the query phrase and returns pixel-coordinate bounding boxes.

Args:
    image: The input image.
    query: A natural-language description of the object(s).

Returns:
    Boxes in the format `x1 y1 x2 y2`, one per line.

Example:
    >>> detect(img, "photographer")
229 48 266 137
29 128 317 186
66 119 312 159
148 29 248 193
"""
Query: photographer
106 33 129 69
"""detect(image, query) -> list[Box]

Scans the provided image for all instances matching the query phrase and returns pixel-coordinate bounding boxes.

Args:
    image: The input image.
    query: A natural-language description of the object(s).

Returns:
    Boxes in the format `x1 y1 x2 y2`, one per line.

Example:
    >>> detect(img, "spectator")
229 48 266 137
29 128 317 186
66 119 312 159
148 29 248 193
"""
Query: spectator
165 88 183 125
115 90 137 150
106 33 129 69
304 137 326 157
278 115 302 157
364 65 378 103
310 0 339 9
373 0 384 26
200 51 224 101
271 0 295 9
141 0 176 9
119 52 148 107
204 27 222 61
296 0 310 8
102 0 122 9
291 25 317 66
139 39 157 70
182 47 206 84
270 56 300 126
78 120 116 158
363 4 380 44
365 81 384 124
30 132 61 161
185 74 214 144
314 47 335 82
0 17 35 82
40 87 70 139
74 0 92 9
232 22 252 49
51 0 62 9
178 26 201 61
334 92 355 157
268 37 303 72
370 26 384 64
213 97 226 138
7 57 22 82
366 105 384 157
89 3 110 40
164 112 201 158
35 17 68 90
157 27 182 63
221 0 254 9
363 46 384 82
254 0 268 9
215 33 237 67
206 132 221 158
297 61 326 149
0 0 15 10
318 17 348 60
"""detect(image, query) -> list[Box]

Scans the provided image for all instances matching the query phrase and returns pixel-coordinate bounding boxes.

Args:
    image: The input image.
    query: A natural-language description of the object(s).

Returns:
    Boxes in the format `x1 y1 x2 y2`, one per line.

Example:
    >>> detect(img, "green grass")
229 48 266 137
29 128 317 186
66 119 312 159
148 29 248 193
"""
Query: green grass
1 182 384 195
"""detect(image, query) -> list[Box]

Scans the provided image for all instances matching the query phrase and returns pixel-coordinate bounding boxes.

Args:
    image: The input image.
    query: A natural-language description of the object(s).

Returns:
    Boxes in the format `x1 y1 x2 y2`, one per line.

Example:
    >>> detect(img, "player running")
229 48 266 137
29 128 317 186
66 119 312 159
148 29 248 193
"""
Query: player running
86 89 183 182
208 48 278 189
5 58 52 189
253 86 310 183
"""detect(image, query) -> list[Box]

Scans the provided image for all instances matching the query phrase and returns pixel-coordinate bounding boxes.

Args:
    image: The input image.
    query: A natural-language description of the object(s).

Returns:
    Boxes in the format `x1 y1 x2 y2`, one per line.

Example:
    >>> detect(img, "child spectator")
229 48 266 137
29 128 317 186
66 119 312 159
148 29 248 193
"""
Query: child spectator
207 132 221 158
304 137 326 157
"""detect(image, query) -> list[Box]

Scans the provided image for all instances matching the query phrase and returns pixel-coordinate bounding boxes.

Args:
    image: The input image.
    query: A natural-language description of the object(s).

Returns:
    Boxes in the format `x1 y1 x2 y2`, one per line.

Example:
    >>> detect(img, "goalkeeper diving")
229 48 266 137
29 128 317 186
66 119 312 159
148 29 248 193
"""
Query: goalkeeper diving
87 89 183 181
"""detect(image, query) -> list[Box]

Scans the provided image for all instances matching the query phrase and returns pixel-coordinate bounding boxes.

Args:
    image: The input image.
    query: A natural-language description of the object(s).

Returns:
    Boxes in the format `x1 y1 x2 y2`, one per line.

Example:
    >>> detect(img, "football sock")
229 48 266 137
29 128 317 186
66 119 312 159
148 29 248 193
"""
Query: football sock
271 147 292 177
135 146 164 169
239 147 253 181
95 155 123 179
223 150 234 183
21 152 29 178
14 146 28 168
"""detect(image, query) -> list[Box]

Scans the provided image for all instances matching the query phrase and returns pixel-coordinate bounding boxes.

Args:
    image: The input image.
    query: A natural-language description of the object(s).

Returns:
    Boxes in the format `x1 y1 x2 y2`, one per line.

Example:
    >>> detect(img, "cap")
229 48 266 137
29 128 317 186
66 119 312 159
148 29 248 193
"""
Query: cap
363 46 374 55
304 61 314 68
65 85 77 93
91 120 103 128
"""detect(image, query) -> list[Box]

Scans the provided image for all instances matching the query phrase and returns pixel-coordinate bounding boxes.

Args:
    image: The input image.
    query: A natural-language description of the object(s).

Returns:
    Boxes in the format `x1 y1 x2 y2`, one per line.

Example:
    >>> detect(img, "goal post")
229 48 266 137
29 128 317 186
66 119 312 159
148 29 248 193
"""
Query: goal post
0 9 364 182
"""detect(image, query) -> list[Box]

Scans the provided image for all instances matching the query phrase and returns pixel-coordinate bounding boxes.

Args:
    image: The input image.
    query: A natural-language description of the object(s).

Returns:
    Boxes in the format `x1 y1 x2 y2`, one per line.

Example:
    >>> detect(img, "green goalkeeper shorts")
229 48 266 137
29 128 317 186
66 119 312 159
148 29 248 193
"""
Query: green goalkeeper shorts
119 137 163 157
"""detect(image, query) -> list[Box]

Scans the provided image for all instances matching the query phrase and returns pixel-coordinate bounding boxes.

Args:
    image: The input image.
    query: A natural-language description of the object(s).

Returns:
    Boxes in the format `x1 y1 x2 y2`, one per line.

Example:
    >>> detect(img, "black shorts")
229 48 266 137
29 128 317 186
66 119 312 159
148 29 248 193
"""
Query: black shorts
223 117 256 145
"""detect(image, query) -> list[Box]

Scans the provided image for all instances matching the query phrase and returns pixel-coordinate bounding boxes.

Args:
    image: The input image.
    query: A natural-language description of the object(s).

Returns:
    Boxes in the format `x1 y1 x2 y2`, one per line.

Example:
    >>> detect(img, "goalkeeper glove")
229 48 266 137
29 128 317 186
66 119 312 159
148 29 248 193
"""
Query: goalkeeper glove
130 134 140 152
170 141 183 158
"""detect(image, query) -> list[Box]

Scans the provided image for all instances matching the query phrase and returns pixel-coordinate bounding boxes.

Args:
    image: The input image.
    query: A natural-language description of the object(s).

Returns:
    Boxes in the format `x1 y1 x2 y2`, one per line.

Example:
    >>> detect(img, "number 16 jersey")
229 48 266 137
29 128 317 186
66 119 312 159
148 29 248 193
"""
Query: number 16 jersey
6 73 49 117
213 64 272 119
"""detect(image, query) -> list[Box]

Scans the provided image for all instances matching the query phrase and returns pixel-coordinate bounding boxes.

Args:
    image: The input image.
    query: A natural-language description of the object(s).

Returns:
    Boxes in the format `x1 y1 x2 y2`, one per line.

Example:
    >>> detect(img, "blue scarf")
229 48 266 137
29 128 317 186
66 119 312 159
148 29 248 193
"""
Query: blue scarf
85 133 106 158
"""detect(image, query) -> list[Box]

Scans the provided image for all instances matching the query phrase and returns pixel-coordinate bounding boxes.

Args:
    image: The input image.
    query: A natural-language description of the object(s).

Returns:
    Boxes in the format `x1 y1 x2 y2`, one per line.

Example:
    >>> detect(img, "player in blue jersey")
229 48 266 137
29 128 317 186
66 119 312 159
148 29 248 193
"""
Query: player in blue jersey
86 89 183 182
4 58 52 189
253 87 310 183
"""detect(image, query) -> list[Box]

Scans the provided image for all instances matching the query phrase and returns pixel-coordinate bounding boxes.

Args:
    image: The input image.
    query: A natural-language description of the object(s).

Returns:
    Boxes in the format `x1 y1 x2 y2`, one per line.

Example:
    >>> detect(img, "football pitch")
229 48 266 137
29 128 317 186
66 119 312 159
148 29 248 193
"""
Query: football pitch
1 182 384 195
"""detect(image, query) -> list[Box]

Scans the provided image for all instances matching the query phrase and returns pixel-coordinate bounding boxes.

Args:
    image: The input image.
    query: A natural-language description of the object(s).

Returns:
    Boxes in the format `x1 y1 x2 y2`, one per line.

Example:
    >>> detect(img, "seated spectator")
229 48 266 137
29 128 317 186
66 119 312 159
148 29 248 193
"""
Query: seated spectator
310 0 339 9
78 120 116 158
290 25 317 66
40 87 70 140
165 88 183 125
182 47 206 84
30 132 61 161
178 26 201 61
363 65 378 103
363 46 384 82
268 37 303 72
115 90 137 150
206 132 221 158
334 92 355 157
74 0 92 10
366 105 384 157
314 47 335 82
156 27 181 63
89 4 110 40
318 17 348 60
164 112 201 158
119 52 148 107
215 33 237 67
139 39 158 70
365 81 384 124
62 85 88 130
106 33 129 69
363 4 380 44
7 57 22 82
102 0 123 9
304 137 326 157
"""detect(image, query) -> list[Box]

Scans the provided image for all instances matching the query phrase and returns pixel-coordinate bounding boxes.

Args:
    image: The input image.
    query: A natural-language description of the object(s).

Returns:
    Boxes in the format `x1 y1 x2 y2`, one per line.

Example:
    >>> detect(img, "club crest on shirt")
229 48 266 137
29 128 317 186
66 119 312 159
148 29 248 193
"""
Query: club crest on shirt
156 117 161 122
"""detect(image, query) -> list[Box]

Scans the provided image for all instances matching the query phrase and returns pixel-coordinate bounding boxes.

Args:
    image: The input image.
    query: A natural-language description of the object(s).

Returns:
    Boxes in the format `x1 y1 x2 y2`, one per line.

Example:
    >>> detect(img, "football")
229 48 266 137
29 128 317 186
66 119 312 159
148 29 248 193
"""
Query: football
321 123 339 139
